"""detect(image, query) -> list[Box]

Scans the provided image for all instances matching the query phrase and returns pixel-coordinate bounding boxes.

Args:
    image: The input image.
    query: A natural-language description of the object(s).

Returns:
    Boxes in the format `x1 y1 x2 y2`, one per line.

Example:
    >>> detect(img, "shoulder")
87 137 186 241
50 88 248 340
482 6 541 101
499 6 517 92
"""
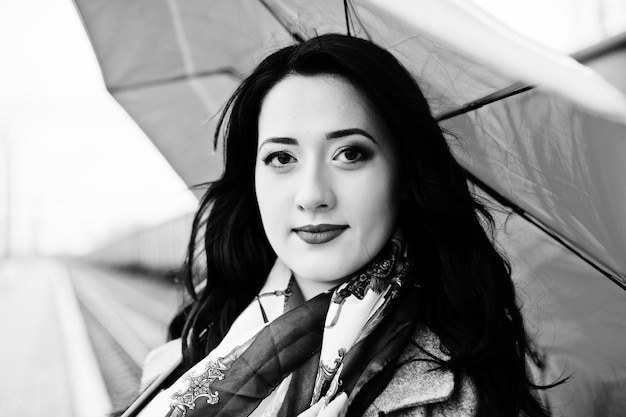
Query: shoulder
363 324 478 417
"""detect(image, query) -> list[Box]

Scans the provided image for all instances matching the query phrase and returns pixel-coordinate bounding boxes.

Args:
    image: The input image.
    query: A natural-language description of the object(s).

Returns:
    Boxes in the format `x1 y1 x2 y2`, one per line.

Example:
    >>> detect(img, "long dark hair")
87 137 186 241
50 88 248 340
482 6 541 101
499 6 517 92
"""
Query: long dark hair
170 34 557 416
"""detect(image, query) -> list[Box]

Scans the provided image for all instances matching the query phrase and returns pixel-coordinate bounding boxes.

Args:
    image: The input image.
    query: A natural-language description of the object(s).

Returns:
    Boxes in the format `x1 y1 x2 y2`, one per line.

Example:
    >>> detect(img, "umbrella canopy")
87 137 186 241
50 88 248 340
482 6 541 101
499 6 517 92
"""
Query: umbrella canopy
73 0 626 414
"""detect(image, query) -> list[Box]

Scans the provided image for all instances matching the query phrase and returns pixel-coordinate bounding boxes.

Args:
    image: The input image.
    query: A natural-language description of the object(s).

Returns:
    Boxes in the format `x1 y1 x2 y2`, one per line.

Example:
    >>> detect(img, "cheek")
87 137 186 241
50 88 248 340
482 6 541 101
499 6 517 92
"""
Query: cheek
254 167 272 232
255 170 290 240
345 165 400 239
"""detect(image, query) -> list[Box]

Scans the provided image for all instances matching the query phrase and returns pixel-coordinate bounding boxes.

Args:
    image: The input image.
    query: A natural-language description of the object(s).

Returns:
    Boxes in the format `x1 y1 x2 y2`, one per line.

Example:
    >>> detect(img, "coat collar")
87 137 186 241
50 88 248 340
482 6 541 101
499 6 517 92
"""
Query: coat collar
368 324 455 414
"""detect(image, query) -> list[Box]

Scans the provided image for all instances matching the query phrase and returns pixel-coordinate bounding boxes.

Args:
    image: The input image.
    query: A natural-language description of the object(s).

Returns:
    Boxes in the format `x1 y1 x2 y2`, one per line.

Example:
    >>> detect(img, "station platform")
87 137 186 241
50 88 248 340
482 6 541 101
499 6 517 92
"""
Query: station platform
0 258 181 417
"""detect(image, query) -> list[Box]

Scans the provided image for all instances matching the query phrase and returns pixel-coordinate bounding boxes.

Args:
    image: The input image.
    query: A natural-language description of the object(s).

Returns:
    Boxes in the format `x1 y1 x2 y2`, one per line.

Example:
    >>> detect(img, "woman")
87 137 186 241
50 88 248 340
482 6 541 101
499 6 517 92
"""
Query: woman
130 34 557 417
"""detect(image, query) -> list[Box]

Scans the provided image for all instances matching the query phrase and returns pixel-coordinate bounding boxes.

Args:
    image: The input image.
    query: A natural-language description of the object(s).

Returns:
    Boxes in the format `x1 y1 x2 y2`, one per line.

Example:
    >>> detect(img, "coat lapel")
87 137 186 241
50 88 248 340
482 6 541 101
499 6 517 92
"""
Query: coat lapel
366 325 456 415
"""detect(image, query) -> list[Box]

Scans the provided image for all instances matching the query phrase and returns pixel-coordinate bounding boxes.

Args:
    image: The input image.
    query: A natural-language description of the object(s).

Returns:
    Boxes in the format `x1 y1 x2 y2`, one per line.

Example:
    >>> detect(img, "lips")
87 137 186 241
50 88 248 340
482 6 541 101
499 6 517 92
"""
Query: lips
293 224 348 244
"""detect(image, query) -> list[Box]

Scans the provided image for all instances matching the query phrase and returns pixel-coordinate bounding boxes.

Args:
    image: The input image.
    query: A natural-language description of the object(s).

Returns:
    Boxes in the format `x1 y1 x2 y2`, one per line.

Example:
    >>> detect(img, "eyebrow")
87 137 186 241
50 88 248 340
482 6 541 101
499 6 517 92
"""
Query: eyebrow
259 137 298 147
326 128 377 143
259 128 377 149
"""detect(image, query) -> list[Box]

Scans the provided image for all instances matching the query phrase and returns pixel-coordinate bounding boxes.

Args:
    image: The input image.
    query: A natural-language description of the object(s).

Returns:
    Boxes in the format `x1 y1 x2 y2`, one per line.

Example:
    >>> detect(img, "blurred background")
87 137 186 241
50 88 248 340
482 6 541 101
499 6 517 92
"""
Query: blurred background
1 0 625 416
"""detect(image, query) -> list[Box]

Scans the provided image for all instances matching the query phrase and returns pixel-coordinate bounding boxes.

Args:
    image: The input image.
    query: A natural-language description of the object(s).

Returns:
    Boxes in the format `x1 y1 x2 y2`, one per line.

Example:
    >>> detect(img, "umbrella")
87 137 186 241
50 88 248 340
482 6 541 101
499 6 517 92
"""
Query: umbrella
73 0 626 415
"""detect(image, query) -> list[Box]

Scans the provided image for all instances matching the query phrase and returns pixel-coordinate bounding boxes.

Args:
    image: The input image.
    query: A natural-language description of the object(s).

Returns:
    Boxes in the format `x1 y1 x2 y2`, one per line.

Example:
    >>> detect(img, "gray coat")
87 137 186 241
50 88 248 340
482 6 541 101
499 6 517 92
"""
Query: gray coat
363 325 478 416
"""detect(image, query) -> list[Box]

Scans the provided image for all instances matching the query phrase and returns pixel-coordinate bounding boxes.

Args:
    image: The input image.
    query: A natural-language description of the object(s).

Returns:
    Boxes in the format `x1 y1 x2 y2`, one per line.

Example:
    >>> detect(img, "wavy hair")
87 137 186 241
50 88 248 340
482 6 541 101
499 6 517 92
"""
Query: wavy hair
170 34 557 416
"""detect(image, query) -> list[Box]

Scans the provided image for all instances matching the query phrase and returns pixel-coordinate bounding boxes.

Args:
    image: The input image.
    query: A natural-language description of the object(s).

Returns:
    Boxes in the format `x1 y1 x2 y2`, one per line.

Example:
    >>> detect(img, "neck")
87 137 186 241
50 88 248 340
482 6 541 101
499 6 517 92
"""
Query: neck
292 273 346 301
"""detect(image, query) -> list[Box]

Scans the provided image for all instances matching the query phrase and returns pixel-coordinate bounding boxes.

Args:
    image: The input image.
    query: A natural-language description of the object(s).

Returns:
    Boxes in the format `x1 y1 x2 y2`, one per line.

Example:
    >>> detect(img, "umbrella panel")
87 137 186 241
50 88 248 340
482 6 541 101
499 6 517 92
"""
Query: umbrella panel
113 74 239 191
443 80 626 285
77 0 294 89
266 0 517 111
495 205 626 416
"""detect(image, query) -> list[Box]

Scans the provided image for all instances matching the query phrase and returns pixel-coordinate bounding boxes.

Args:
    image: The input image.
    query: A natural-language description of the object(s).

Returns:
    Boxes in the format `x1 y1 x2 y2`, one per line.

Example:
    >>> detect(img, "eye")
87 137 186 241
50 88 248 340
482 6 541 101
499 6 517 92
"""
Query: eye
333 146 369 163
263 151 296 168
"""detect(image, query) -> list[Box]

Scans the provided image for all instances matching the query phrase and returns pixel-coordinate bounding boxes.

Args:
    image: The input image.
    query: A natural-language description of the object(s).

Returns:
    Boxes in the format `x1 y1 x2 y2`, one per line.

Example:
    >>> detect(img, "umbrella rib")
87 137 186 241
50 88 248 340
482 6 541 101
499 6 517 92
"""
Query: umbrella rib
257 0 305 43
571 31 626 63
435 82 533 122
344 0 352 36
435 33 626 122
343 0 373 41
464 169 626 291
107 69 242 94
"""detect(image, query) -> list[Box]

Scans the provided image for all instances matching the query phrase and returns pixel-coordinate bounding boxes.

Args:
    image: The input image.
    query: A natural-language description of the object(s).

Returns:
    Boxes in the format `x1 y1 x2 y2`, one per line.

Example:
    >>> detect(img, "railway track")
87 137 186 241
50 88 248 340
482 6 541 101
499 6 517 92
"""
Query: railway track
67 262 182 412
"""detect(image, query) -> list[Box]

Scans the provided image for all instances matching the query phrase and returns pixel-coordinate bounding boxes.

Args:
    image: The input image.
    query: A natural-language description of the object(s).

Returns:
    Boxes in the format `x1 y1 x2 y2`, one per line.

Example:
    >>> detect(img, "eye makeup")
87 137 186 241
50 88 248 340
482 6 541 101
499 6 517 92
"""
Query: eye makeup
262 151 296 167
332 144 372 164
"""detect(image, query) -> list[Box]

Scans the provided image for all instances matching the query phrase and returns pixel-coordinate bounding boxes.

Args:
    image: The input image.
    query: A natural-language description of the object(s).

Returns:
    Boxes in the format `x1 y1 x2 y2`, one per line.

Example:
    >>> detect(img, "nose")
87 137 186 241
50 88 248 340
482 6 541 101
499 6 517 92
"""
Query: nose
295 163 336 212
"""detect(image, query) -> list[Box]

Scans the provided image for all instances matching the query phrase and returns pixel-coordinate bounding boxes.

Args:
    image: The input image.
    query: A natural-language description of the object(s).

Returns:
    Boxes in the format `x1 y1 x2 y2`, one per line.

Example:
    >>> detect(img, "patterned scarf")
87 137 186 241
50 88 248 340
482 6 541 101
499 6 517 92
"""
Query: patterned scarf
136 236 419 417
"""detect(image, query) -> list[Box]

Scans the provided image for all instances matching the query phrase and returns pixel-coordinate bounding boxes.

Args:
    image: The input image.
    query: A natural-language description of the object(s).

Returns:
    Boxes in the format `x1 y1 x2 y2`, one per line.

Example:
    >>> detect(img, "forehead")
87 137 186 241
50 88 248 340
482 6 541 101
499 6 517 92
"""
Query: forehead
258 74 387 140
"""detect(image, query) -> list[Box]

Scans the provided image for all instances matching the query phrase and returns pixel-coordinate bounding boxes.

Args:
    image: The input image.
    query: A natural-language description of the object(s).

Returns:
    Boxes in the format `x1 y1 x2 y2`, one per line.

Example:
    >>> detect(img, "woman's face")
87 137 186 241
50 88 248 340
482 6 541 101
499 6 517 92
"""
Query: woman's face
255 74 401 299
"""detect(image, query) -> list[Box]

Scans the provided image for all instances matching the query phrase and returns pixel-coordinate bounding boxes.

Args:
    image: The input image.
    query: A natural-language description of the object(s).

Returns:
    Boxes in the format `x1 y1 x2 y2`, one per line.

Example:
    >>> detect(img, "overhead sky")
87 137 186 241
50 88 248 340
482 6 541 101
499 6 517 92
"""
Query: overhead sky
0 0 198 256
0 0 624 256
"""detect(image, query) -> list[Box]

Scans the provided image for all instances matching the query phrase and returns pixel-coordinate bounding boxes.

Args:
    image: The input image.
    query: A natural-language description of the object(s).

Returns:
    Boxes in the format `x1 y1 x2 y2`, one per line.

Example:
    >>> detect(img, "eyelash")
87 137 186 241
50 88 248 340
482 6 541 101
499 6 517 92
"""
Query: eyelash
261 145 371 168
334 146 370 163
262 151 295 167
